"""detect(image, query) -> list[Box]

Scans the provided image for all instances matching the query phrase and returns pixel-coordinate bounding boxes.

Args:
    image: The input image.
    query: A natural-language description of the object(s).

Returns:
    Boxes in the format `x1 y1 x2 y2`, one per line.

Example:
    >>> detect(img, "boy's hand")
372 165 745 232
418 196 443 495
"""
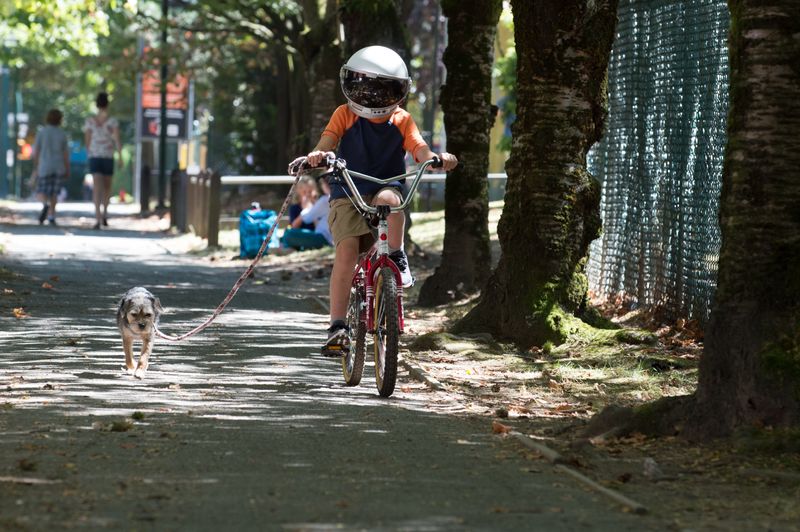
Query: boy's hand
307 150 336 168
438 152 458 172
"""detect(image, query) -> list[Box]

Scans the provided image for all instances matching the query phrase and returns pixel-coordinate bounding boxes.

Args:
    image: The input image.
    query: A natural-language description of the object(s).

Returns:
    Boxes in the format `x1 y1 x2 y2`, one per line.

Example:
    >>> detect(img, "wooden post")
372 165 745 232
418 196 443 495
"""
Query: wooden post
187 174 197 233
207 171 221 248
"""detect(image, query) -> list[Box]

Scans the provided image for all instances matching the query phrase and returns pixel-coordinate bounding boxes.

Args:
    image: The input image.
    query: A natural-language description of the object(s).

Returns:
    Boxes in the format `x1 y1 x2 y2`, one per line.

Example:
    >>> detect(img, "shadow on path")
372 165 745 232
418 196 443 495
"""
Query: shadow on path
0 207 651 530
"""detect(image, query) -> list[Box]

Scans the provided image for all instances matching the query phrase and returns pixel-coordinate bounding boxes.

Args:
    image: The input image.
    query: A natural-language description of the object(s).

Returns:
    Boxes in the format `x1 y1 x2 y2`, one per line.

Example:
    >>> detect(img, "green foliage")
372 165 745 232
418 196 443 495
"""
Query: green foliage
0 0 115 64
2 2 138 144
493 13 515 153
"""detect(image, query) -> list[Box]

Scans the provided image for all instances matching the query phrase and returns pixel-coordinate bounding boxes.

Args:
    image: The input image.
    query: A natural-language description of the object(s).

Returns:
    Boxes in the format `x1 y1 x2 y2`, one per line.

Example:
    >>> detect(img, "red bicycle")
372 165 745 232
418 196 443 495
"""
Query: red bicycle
292 155 442 397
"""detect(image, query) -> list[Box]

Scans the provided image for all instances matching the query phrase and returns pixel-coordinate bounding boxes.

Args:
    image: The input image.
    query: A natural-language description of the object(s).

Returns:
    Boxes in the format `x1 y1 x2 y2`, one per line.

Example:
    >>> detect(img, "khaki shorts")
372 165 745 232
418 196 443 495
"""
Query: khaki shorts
328 187 403 252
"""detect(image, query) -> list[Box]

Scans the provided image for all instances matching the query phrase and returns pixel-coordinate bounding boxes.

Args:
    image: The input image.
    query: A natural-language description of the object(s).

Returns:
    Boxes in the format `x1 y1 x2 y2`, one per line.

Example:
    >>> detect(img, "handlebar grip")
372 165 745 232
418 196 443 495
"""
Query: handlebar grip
430 156 443 169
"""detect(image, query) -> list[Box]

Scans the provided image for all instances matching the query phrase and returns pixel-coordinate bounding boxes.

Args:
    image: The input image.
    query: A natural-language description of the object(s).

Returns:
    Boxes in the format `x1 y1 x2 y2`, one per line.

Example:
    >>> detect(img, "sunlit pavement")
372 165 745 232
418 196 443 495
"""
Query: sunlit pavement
0 203 648 530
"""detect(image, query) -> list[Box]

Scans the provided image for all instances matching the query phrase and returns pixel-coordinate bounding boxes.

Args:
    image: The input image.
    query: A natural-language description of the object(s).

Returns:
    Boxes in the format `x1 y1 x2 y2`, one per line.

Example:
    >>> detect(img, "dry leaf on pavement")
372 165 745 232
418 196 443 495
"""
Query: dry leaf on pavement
492 420 512 434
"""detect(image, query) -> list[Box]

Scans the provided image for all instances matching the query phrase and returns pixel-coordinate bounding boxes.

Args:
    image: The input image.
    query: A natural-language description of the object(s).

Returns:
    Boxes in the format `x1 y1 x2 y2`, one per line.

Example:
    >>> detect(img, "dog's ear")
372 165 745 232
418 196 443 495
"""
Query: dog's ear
118 297 132 315
149 296 164 314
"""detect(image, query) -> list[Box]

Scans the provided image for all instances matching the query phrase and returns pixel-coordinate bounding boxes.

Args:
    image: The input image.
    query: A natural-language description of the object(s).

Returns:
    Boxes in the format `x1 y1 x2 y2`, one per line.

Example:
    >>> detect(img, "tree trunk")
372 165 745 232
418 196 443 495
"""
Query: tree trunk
300 0 342 149
454 0 618 348
416 0 500 307
688 0 800 437
340 0 410 56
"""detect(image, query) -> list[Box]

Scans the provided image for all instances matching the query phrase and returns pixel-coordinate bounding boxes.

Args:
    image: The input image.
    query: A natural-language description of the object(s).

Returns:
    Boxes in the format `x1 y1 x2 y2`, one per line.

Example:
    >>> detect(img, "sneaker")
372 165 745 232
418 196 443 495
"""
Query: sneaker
38 205 49 225
103 216 109 227
47 217 56 226
389 250 414 288
321 322 350 357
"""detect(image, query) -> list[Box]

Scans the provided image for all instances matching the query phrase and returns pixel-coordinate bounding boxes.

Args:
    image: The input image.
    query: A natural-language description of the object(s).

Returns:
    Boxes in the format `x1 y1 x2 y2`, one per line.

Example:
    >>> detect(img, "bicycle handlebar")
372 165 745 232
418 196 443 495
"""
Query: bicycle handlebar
288 155 442 215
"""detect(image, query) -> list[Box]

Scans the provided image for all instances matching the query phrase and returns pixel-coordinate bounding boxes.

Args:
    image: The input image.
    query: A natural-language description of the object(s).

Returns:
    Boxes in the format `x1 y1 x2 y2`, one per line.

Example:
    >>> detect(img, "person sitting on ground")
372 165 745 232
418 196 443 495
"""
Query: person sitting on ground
287 175 317 231
281 177 333 250
31 109 70 226
304 45 457 356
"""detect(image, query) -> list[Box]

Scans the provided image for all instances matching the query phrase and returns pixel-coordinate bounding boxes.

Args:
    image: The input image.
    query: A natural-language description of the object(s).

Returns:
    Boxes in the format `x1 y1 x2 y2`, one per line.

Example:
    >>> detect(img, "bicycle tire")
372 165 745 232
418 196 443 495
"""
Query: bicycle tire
342 280 366 386
373 266 399 397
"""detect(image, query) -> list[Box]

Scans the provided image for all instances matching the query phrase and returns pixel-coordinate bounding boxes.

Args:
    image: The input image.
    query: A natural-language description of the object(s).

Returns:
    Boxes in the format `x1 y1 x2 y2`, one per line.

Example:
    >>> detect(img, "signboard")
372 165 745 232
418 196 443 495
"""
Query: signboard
139 70 189 140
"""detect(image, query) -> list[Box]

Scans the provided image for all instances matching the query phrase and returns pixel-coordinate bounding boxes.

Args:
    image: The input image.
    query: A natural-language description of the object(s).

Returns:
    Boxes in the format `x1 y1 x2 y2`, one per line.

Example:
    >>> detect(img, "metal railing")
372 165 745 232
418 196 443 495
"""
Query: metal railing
219 173 508 186
175 171 507 247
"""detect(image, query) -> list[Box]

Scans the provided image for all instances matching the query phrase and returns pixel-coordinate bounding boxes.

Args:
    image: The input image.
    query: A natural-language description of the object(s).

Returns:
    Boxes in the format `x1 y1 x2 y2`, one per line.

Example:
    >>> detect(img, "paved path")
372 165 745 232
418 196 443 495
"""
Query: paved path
0 203 649 530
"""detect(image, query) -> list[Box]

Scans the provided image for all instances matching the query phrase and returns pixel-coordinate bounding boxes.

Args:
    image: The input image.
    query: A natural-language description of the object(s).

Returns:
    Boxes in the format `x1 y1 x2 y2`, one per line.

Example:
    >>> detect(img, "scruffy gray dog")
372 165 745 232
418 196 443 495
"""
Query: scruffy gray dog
116 286 163 379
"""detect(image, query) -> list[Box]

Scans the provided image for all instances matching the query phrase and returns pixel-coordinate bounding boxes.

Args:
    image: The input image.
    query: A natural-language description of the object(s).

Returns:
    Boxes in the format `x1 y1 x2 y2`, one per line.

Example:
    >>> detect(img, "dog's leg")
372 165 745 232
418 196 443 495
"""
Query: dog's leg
122 333 136 374
134 334 153 379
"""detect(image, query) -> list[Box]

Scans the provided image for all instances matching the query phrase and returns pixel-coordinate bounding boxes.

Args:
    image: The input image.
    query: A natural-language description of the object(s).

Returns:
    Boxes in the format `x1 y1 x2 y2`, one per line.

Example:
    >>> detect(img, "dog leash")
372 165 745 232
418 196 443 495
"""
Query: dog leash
153 163 305 342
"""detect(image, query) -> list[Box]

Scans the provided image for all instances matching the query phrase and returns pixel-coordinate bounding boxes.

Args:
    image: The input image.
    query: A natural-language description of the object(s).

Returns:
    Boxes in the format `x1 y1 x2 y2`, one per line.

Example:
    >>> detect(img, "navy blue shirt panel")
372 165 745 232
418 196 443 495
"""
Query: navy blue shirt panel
330 117 407 200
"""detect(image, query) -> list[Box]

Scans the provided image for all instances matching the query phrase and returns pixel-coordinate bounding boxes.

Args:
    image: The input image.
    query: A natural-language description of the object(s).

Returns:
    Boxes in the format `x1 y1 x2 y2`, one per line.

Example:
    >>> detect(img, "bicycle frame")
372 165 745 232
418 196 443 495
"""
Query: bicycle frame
328 157 440 335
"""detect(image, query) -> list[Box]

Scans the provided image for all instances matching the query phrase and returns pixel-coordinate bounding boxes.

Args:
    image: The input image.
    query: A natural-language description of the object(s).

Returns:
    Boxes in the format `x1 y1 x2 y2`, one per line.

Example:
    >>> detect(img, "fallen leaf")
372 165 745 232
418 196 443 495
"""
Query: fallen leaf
12 307 29 319
3 288 14 295
554 404 573 412
492 421 512 434
41 282 54 290
18 459 37 472
49 276 60 282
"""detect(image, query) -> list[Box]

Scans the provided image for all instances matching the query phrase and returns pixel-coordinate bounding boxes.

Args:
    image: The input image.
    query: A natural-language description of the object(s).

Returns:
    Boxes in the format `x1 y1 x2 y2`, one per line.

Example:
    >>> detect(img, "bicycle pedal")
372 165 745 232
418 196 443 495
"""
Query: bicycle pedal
321 345 348 358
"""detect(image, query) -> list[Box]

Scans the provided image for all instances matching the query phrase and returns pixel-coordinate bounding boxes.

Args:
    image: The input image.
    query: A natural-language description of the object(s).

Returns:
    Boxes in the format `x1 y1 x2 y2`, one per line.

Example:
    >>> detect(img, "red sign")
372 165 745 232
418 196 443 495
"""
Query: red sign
141 70 188 110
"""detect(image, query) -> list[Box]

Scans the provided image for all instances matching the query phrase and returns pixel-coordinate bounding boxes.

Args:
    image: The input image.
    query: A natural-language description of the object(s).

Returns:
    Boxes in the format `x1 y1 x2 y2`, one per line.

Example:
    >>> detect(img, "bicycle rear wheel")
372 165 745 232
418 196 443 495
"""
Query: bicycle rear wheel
342 280 366 386
373 266 399 397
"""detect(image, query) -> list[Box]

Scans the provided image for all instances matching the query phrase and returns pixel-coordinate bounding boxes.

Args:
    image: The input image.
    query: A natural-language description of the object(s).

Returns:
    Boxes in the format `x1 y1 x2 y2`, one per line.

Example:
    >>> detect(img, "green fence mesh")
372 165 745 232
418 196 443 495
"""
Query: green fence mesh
587 0 729 323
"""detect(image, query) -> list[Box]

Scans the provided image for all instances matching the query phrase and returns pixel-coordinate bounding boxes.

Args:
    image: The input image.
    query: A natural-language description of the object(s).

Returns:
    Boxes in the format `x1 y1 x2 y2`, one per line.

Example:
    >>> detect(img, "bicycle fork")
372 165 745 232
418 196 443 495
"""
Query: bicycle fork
366 213 405 333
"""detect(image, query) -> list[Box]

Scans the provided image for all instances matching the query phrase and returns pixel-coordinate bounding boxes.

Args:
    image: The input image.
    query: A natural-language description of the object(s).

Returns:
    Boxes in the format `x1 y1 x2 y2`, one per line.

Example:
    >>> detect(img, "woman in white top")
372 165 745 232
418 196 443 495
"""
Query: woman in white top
84 92 121 230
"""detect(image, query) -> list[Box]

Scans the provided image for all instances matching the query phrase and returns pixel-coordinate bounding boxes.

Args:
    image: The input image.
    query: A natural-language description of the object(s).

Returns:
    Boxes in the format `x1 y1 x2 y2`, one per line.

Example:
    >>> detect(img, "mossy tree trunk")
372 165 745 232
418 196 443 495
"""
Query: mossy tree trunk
688 0 800 437
454 0 618 348
417 0 500 306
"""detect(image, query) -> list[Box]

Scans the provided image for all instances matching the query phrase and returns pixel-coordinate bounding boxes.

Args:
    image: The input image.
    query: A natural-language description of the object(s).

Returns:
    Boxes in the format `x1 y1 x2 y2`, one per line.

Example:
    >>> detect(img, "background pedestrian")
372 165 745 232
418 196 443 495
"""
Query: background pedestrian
31 108 70 226
84 91 122 229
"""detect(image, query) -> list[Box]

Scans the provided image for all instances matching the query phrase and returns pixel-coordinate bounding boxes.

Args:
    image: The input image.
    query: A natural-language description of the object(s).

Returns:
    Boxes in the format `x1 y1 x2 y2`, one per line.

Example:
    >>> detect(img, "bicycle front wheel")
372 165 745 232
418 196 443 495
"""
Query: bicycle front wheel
373 266 399 397
342 280 366 386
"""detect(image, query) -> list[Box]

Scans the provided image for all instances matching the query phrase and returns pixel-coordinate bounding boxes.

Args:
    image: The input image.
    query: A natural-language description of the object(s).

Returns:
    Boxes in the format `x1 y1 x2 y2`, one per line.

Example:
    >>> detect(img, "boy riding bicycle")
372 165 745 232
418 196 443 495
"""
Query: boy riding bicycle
305 45 457 356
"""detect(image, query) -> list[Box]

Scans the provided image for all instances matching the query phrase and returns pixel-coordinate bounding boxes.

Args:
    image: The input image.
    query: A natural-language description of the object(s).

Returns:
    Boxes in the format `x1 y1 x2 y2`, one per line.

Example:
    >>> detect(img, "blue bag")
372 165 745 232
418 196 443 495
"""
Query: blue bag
239 205 281 258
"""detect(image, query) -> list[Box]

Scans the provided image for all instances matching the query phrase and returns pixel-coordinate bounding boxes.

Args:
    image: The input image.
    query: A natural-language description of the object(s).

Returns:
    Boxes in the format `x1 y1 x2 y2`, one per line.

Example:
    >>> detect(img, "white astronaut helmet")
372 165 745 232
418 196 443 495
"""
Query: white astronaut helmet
340 45 411 120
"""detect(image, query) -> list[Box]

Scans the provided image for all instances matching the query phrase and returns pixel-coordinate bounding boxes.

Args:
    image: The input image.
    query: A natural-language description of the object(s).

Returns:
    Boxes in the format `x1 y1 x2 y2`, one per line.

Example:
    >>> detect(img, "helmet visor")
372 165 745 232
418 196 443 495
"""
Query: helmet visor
341 68 409 110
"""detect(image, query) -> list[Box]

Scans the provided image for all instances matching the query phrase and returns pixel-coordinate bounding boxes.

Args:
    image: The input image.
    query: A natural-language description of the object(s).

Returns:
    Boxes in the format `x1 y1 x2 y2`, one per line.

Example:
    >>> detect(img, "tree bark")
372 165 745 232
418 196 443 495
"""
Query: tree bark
688 0 800 437
416 0 500 307
340 0 410 56
454 0 618 348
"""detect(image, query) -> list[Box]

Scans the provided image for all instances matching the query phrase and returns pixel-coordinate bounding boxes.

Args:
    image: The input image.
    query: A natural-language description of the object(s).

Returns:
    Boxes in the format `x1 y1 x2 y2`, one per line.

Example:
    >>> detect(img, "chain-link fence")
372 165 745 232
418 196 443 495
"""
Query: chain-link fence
587 0 729 323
